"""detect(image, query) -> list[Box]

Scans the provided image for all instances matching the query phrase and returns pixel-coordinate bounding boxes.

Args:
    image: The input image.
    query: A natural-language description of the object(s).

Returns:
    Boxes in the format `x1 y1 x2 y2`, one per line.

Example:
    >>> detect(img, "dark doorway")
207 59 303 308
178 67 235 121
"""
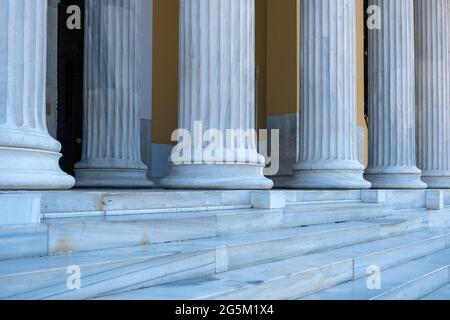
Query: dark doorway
57 0 85 175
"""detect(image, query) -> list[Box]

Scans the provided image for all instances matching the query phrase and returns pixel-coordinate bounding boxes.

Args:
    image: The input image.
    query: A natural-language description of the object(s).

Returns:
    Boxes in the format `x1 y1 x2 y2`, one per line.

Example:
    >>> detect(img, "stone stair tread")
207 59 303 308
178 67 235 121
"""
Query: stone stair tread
1 209 434 278
363 211 427 225
284 190 362 203
283 203 397 227
422 283 450 300
41 190 253 217
3 220 381 300
285 201 388 211
44 208 273 224
0 221 374 277
97 233 447 301
327 230 445 258
302 249 450 300
0 208 434 300
97 252 351 300
0 220 438 300
286 199 362 206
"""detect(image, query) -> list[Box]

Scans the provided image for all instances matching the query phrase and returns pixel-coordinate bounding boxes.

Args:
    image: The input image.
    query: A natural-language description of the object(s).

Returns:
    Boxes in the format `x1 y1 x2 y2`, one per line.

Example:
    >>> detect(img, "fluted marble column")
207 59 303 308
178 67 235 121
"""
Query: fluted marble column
74 0 153 187
415 0 450 188
161 0 272 189
287 0 371 189
365 0 426 189
0 0 75 190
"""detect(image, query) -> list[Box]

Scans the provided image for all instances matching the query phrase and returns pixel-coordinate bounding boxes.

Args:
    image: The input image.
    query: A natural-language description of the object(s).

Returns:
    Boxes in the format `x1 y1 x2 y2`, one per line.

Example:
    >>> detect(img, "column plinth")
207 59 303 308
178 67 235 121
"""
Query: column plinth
415 0 450 189
0 0 74 190
74 0 153 188
365 0 426 189
161 0 272 190
287 0 370 190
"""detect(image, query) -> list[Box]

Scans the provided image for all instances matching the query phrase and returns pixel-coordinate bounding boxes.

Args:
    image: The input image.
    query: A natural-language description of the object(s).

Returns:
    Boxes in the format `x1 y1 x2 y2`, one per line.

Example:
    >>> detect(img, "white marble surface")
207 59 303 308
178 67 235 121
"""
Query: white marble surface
426 190 445 211
423 283 450 300
365 0 426 189
46 208 284 254
46 0 59 139
415 0 450 188
288 0 370 190
0 224 48 261
39 190 253 217
74 0 153 188
284 190 363 203
0 192 448 299
303 249 450 300
0 0 74 190
283 202 393 227
161 0 272 190
251 191 286 209
384 190 427 210
101 231 449 300
361 190 387 204
100 253 354 300
0 194 41 226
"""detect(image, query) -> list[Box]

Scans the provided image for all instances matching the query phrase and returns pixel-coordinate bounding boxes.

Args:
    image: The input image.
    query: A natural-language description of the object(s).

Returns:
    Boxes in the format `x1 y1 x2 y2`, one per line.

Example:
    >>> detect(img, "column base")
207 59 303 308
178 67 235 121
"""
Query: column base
0 146 75 190
74 168 154 188
160 164 273 190
422 176 450 189
287 170 371 190
365 173 427 189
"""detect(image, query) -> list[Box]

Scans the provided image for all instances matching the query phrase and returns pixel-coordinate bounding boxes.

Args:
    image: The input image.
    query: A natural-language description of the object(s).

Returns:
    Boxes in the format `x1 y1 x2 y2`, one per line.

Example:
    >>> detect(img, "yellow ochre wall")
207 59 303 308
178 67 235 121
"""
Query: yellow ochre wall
265 0 300 119
152 0 179 145
152 0 368 164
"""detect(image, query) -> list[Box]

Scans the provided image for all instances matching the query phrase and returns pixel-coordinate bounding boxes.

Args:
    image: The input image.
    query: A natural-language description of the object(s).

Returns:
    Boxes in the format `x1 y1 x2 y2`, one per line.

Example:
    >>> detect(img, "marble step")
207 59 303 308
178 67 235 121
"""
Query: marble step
97 230 447 300
328 230 448 279
429 209 450 229
45 208 284 255
284 202 393 227
422 283 450 300
0 221 379 300
40 190 253 218
98 253 354 300
283 190 362 203
0 213 431 300
0 224 48 261
302 249 450 300
46 203 428 257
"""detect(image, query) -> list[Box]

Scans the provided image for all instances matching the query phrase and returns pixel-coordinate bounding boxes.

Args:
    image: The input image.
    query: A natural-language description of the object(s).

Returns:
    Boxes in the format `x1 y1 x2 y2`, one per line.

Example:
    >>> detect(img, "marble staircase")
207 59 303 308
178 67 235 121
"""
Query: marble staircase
0 190 449 300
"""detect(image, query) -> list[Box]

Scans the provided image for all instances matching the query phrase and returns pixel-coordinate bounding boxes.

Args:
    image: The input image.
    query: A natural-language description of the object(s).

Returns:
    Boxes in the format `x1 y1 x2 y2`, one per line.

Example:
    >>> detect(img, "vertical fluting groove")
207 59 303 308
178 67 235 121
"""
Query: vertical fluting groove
289 0 369 189
0 0 55 147
80 0 145 168
365 0 424 188
415 0 450 186
178 0 261 163
0 0 74 189
162 0 271 189
298 0 360 164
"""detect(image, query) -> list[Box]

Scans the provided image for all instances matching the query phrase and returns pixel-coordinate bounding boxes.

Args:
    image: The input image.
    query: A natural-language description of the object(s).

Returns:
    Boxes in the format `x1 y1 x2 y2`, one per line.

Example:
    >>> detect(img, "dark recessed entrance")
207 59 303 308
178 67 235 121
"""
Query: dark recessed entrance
57 0 85 175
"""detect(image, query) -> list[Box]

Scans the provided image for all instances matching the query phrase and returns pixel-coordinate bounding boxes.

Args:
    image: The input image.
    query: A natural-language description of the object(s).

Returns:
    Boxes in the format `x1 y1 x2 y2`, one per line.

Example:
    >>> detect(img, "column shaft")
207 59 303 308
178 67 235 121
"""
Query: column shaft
161 0 272 189
415 0 450 188
288 0 370 189
75 0 152 187
365 0 426 189
0 0 74 190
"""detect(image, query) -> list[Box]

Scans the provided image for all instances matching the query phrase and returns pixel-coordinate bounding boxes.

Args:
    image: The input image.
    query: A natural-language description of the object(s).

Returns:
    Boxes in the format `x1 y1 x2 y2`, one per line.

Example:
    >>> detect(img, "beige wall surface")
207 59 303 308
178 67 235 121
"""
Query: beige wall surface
356 0 369 164
266 0 300 118
151 0 367 161
152 0 179 145
256 0 268 129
